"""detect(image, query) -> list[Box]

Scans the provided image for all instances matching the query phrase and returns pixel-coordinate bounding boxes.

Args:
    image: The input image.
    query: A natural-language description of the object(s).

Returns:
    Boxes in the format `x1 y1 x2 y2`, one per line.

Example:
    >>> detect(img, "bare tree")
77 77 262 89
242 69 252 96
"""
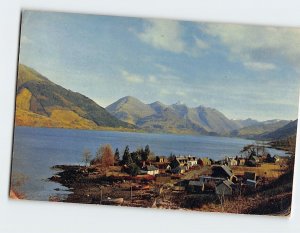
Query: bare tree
82 148 92 166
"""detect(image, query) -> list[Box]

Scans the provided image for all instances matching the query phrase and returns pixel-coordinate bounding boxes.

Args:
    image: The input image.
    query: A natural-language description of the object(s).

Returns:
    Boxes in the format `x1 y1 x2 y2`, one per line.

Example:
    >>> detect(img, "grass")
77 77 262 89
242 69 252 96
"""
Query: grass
232 163 286 179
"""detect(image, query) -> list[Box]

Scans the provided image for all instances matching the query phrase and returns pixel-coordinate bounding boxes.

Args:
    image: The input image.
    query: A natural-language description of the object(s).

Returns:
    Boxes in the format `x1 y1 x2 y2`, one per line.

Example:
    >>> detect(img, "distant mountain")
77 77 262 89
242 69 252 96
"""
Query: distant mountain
230 120 290 138
232 118 260 128
106 96 251 135
257 120 297 140
15 64 134 130
106 96 156 125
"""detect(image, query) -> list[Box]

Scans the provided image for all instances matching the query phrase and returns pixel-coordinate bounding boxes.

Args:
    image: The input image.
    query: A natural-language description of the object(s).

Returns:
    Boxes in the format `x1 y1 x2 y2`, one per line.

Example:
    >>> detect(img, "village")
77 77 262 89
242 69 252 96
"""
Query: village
49 143 293 214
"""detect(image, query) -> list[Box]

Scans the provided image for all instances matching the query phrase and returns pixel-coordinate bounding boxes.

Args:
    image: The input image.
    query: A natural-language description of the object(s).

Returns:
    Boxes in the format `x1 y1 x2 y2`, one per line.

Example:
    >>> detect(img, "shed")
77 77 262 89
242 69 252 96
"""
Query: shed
215 180 234 196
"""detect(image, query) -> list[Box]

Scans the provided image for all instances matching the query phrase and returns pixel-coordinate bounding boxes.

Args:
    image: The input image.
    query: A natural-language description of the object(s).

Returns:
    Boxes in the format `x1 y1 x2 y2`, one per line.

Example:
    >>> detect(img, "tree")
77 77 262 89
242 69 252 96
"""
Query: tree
91 146 102 165
168 153 176 162
128 163 140 176
114 148 120 164
142 145 150 162
100 144 115 167
82 149 92 166
122 145 132 165
130 151 141 164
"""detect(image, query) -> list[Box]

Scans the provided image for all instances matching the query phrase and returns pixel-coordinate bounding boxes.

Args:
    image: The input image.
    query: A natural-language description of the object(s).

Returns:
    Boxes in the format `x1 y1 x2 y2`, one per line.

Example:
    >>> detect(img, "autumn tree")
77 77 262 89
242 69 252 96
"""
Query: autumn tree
100 144 115 167
82 148 92 166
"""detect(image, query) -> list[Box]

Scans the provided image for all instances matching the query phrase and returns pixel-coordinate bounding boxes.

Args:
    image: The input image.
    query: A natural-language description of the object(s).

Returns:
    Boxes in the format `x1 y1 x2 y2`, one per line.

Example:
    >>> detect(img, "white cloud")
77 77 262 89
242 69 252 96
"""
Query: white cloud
176 90 186 97
138 19 185 53
148 75 158 83
244 62 276 71
121 70 144 83
200 23 300 70
160 88 171 96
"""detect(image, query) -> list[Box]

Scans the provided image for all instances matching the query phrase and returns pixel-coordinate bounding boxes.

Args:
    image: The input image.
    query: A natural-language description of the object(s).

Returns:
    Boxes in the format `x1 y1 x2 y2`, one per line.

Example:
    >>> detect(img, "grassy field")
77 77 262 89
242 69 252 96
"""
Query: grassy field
232 163 287 179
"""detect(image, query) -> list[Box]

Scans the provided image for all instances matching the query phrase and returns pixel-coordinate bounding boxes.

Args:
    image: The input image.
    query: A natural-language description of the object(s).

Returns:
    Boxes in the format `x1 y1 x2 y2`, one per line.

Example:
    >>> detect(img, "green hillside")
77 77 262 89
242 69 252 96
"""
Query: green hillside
15 64 134 130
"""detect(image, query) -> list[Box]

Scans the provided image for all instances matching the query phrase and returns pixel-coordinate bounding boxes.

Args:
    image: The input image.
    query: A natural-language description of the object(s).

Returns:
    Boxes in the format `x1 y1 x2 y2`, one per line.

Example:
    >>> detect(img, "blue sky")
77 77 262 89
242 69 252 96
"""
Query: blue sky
19 10 300 121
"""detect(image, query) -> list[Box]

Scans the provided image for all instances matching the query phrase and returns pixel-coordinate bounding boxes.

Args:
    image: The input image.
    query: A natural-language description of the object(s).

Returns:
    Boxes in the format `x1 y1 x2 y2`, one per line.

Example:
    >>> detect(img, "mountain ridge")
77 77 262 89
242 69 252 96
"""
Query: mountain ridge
106 96 293 136
15 64 135 130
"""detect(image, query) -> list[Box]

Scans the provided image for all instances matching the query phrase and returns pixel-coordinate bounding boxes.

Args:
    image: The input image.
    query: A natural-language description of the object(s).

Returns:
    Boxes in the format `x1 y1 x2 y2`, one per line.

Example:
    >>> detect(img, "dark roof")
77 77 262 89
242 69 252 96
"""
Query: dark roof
213 165 233 177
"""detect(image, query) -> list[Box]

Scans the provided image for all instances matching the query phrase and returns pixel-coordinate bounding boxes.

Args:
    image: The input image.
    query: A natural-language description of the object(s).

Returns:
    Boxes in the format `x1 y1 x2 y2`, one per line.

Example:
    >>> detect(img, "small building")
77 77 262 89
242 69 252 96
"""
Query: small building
237 158 245 166
211 165 233 179
188 180 204 193
187 156 198 167
175 156 197 167
228 158 238 166
156 156 167 163
274 155 280 163
141 165 159 175
215 180 234 196
198 157 212 166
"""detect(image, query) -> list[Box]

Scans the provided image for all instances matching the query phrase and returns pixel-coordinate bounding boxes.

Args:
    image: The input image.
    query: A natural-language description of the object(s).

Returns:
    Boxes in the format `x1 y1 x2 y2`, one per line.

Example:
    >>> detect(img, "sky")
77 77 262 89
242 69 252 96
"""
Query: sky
19 10 300 121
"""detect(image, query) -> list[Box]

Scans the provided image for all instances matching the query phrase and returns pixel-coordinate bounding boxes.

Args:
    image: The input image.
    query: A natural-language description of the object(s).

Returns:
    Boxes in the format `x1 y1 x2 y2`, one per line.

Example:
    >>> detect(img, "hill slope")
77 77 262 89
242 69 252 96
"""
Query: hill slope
258 120 297 140
15 64 133 130
230 120 290 139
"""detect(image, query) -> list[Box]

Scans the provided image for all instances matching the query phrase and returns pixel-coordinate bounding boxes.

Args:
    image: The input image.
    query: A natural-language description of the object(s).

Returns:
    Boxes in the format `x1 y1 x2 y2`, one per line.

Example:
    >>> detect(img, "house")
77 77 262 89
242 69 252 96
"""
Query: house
228 158 238 166
198 157 212 166
187 156 198 167
175 156 197 167
211 165 233 179
237 158 245 166
188 180 204 193
274 155 280 163
156 156 167 163
198 176 225 192
199 175 225 184
215 180 234 196
141 165 159 175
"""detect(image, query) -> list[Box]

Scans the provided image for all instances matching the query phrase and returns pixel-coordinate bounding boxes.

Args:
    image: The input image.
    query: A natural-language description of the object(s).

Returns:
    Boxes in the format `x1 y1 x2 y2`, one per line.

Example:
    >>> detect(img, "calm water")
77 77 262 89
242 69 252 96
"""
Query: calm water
11 126 287 201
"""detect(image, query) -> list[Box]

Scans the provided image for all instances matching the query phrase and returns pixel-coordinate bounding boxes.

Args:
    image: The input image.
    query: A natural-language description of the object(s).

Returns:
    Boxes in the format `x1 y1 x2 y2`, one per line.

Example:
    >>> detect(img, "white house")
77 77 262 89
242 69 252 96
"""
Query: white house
141 165 159 175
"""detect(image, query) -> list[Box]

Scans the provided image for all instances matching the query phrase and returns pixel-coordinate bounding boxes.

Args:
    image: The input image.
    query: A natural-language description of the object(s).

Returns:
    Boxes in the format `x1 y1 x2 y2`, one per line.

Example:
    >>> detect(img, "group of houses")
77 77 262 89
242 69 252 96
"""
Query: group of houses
187 165 258 196
136 152 278 196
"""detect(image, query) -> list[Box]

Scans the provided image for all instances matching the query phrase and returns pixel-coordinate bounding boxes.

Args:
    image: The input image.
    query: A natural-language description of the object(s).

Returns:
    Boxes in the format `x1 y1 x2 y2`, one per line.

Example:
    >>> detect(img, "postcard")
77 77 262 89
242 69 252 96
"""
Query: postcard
10 10 298 216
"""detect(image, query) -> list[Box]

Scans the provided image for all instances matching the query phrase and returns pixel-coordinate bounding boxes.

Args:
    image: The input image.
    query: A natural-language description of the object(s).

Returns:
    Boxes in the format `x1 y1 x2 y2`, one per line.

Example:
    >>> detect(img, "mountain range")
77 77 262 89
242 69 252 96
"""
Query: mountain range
106 96 295 138
15 64 297 140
